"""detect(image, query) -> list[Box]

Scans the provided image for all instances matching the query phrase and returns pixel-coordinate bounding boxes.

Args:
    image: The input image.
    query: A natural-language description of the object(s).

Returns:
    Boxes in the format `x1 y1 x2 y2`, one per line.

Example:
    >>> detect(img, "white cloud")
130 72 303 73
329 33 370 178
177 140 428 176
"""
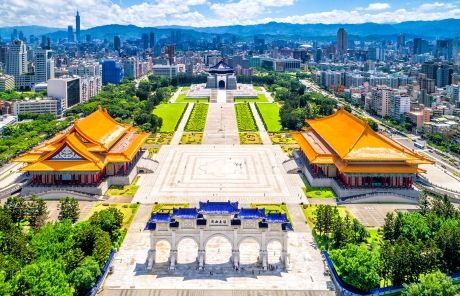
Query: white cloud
364 2 390 11
260 2 460 25
0 0 458 28
209 0 294 23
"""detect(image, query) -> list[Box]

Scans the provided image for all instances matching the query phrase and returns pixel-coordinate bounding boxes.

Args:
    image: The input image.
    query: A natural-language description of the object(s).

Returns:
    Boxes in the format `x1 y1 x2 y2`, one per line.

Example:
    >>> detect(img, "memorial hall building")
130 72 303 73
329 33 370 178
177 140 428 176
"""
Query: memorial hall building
14 107 149 196
292 108 433 198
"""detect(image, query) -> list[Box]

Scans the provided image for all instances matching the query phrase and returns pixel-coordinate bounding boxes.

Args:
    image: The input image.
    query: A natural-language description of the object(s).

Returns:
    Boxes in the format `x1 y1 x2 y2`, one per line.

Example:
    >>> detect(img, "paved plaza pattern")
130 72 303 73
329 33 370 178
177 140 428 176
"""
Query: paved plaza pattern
133 145 297 204
106 88 334 294
203 103 239 145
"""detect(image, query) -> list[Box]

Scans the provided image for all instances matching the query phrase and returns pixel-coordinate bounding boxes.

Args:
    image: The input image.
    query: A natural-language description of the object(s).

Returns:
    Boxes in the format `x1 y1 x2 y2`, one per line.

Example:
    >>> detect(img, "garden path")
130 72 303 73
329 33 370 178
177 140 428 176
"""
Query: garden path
249 102 271 145
170 103 194 145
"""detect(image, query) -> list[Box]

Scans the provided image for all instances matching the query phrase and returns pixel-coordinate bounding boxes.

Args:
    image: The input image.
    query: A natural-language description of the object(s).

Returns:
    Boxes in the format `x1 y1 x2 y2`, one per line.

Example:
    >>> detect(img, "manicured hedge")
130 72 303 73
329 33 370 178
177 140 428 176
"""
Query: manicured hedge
185 103 208 132
235 103 257 132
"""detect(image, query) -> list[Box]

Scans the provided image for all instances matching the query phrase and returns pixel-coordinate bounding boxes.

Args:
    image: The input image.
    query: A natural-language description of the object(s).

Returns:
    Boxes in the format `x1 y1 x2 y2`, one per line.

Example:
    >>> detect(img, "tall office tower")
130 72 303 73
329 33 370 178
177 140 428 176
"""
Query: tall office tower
397 33 406 49
101 60 123 85
421 61 438 80
337 28 348 55
11 29 18 41
18 31 25 41
76 11 81 42
41 35 47 49
412 38 429 55
167 44 175 65
436 63 453 88
114 35 121 52
86 34 92 42
67 26 74 42
0 45 7 66
6 40 27 78
142 33 149 50
34 49 54 83
149 32 155 49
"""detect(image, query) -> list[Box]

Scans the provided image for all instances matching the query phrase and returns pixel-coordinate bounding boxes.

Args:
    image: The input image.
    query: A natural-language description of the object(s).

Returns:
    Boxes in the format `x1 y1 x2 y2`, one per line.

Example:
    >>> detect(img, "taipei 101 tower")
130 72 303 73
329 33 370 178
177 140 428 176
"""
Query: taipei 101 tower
76 11 81 42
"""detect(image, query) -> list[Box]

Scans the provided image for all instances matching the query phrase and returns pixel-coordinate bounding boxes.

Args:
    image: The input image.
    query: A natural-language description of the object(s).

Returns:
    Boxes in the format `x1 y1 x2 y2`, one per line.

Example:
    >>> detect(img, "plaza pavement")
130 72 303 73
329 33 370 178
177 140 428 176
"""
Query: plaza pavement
104 89 333 294
202 103 239 145
420 163 460 192
133 145 303 204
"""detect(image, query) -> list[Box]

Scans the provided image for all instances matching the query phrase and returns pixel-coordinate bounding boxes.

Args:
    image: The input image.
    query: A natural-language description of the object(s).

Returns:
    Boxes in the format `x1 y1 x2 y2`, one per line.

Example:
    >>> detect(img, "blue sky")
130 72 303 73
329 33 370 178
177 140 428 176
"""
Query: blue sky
0 0 459 28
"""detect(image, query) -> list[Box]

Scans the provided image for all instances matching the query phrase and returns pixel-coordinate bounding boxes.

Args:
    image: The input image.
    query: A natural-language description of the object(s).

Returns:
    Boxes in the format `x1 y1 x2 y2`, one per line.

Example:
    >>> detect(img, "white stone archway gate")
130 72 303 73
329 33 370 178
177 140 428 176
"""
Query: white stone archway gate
146 202 291 271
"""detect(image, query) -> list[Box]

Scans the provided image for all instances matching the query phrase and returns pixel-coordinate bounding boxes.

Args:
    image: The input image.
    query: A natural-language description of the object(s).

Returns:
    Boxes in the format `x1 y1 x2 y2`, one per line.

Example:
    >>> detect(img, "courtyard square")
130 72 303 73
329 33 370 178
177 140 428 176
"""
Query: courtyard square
133 145 300 204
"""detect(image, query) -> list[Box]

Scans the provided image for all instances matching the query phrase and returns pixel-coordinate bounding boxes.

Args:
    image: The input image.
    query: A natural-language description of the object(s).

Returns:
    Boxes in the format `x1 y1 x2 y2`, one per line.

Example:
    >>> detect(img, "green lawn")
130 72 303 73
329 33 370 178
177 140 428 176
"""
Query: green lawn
235 103 257 132
180 132 203 144
152 203 190 213
250 203 291 223
175 94 209 103
152 103 187 132
256 103 282 132
234 94 269 103
185 103 208 132
239 132 262 144
254 86 262 91
106 176 140 197
303 187 336 198
181 86 190 91
301 204 350 229
86 203 139 229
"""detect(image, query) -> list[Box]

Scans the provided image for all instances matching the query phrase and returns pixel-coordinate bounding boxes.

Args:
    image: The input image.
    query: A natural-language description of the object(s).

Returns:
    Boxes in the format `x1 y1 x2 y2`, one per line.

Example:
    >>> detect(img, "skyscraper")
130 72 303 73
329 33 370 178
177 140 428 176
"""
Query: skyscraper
114 36 121 52
6 40 27 78
67 26 74 42
76 11 81 42
142 33 149 50
34 49 55 83
397 33 405 49
149 32 155 49
337 28 348 55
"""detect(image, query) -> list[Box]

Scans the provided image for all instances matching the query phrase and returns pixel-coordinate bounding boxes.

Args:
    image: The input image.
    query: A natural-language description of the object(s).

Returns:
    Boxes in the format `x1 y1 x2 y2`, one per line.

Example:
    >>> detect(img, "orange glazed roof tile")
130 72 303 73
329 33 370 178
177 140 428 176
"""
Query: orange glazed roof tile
306 108 433 164
14 108 149 172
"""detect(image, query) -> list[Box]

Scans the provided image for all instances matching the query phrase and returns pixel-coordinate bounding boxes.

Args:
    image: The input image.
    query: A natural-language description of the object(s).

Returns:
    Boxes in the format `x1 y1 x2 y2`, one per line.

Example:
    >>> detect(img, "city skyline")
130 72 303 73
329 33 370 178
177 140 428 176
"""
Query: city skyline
0 1 460 28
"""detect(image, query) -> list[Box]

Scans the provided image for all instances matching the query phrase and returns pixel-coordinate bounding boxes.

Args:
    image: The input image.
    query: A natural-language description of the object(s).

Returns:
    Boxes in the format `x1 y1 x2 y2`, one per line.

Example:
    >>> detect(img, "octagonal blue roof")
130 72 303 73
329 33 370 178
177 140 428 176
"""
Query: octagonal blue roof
207 60 234 74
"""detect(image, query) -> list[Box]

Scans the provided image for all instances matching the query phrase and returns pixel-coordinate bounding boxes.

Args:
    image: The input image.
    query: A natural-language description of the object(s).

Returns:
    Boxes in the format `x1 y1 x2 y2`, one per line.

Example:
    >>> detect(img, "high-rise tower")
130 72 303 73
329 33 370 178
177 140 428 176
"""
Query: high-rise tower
337 28 348 55
76 11 81 42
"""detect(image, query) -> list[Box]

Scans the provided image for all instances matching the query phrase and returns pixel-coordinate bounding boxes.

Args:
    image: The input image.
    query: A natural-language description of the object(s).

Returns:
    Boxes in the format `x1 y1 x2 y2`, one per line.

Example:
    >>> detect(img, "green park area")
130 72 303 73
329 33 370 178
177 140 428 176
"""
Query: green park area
256 103 282 132
106 176 140 197
234 94 269 103
86 202 139 230
235 103 257 132
181 86 190 91
301 195 460 294
180 132 203 144
152 203 190 213
239 132 262 144
152 103 187 132
303 186 335 199
250 203 291 222
175 94 209 103
185 103 208 132
0 196 131 295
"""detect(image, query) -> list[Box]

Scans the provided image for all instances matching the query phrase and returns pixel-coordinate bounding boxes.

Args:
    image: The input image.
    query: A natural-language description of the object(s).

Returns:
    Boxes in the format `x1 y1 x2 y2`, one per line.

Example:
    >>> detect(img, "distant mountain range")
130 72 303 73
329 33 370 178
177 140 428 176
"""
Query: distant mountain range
2 19 460 41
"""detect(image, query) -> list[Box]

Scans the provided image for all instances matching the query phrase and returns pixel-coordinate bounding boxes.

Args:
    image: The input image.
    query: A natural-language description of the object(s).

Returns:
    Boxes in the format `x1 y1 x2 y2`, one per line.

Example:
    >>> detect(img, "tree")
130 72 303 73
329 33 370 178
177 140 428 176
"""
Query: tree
89 208 124 241
58 197 80 223
435 219 460 273
403 270 458 296
3 197 27 225
418 191 430 216
330 244 380 292
69 257 101 296
12 260 72 296
92 230 112 268
27 196 48 228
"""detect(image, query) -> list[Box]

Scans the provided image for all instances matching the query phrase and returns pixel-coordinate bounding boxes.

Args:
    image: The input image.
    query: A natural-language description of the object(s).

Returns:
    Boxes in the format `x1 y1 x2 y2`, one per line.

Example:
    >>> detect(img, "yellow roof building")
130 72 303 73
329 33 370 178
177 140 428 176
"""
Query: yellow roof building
15 107 149 173
292 108 433 177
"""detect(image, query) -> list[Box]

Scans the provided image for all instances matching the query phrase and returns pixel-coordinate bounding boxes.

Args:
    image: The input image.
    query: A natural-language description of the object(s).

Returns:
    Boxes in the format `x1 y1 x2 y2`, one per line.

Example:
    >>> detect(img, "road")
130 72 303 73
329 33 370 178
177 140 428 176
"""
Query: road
300 78 460 182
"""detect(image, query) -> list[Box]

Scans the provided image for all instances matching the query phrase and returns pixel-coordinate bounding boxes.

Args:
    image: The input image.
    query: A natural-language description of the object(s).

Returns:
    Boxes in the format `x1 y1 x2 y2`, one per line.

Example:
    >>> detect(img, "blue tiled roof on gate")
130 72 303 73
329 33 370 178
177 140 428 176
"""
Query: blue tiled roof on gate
282 223 294 231
198 201 239 215
172 208 199 219
238 208 265 219
149 213 171 223
265 213 289 223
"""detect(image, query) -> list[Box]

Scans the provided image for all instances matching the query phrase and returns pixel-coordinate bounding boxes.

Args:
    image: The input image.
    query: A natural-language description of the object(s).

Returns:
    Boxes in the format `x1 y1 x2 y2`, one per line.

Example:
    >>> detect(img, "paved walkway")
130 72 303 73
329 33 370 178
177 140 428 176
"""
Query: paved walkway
203 103 239 145
261 87 274 103
170 103 194 145
249 102 271 145
217 89 226 103
169 87 182 103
